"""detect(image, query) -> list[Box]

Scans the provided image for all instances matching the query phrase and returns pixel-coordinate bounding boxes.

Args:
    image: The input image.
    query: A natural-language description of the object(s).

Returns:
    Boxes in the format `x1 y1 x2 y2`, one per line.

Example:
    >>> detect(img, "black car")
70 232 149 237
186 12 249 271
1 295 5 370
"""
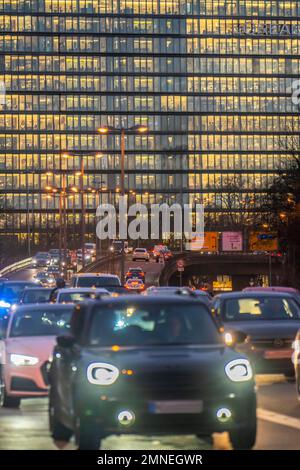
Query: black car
49 296 256 450
211 292 300 378
125 267 145 283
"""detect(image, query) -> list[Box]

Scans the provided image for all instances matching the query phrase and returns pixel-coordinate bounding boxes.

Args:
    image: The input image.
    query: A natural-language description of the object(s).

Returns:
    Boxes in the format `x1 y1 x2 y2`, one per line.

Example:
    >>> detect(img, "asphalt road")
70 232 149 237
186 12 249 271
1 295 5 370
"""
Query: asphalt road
2 265 300 450
0 376 299 450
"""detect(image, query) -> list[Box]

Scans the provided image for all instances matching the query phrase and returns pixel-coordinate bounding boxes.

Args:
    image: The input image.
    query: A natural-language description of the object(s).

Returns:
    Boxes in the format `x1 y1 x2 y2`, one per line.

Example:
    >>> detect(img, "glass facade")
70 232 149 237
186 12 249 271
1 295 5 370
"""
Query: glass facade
0 0 300 246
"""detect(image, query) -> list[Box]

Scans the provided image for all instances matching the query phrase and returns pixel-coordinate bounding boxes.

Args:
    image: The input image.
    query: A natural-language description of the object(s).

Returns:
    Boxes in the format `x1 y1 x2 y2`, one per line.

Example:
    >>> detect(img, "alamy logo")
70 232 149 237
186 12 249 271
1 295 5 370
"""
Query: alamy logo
291 79 300 106
0 81 6 106
95 196 205 250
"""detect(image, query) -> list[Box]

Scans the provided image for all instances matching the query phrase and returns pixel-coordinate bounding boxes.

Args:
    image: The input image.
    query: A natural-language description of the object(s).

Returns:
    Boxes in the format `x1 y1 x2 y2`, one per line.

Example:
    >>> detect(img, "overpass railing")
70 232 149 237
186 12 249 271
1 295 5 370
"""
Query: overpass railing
0 257 33 277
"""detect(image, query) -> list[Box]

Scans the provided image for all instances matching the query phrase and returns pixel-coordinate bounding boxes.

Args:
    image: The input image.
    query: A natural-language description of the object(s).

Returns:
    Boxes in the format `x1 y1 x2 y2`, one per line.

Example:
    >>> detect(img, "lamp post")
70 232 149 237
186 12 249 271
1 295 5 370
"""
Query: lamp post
97 125 148 285
45 178 78 277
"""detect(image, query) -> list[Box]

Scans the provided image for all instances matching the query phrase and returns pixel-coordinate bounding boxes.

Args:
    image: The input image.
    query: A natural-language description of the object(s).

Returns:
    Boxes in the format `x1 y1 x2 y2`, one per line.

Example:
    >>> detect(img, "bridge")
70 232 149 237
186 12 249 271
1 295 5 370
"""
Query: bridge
159 252 286 291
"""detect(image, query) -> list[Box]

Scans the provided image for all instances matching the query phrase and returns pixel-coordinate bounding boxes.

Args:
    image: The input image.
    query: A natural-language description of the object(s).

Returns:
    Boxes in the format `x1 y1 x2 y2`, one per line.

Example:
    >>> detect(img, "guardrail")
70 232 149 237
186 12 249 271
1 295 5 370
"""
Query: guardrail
0 257 33 277
80 253 121 274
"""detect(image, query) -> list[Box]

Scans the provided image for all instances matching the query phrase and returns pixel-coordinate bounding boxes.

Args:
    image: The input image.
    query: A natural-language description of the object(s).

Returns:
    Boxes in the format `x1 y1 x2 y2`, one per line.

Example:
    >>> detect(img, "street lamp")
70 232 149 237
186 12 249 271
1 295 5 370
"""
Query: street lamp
97 125 149 284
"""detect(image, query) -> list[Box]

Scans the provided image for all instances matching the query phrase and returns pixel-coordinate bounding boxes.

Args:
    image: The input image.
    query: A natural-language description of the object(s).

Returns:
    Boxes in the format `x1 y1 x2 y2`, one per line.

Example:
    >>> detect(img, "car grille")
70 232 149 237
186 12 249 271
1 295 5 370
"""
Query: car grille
250 338 293 349
11 377 48 393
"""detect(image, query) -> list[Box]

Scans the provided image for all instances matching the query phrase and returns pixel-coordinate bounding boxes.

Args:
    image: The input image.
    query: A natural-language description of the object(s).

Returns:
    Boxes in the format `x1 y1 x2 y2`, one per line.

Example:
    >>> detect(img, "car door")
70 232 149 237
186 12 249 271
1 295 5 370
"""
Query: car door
52 307 86 427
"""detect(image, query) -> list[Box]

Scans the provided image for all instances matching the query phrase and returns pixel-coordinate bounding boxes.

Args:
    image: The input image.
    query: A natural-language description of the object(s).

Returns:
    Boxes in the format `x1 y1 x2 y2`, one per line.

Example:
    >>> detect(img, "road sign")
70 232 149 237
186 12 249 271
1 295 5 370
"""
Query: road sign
200 232 218 252
222 232 243 251
249 232 278 252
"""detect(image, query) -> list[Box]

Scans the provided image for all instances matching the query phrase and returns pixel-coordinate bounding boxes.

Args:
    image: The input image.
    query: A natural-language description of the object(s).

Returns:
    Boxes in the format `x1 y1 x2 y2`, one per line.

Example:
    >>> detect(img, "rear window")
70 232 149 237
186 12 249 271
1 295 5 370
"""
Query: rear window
222 297 300 321
10 307 73 337
22 290 51 304
58 291 108 303
76 276 120 288
88 302 220 347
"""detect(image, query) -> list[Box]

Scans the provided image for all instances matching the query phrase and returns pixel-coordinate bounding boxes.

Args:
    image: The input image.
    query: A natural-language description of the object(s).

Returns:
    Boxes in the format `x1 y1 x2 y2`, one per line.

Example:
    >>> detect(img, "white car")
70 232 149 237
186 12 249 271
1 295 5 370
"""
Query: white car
132 248 150 262
53 287 110 303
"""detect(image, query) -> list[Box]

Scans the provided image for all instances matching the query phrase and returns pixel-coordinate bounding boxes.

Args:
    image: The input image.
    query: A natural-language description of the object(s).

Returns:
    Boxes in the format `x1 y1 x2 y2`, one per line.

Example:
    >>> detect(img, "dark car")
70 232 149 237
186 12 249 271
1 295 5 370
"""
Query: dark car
125 267 145 283
211 292 300 378
19 287 52 304
49 296 256 450
0 281 36 314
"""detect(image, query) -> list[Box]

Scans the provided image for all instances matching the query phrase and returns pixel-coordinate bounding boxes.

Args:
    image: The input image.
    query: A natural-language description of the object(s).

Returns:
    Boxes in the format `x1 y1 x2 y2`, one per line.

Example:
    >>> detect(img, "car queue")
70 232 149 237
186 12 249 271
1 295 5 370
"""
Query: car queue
0 268 300 450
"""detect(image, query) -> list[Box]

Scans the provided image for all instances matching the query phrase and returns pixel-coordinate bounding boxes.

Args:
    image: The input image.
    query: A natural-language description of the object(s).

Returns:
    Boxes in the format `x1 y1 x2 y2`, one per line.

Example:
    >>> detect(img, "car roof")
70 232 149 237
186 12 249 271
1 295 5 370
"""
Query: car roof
12 303 74 312
23 287 52 291
215 291 297 299
56 288 109 293
87 295 209 306
73 273 119 278
243 286 300 293
1 281 36 285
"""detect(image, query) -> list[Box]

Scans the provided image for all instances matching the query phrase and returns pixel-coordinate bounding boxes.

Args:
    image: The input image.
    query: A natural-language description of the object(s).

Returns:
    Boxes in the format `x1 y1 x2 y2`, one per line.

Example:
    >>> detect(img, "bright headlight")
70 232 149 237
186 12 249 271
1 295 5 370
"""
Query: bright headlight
225 359 253 382
10 354 39 366
0 300 11 308
87 362 119 385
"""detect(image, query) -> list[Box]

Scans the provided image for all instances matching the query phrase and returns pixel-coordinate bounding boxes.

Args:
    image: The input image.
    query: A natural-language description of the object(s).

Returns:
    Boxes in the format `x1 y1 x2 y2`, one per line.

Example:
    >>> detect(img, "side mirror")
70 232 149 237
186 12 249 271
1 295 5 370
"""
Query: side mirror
56 334 76 348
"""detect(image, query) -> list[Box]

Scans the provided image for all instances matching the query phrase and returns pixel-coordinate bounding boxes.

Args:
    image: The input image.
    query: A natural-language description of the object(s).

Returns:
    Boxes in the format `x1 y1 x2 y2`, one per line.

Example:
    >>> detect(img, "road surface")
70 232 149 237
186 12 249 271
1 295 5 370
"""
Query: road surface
0 376 299 450
2 265 299 450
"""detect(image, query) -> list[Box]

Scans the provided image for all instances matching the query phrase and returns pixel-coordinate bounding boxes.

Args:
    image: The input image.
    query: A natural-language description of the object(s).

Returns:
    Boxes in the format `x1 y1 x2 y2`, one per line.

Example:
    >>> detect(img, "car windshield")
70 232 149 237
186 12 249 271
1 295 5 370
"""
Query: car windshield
77 277 120 287
58 291 107 303
22 289 51 304
222 297 300 321
10 307 73 337
88 302 220 347
0 284 35 303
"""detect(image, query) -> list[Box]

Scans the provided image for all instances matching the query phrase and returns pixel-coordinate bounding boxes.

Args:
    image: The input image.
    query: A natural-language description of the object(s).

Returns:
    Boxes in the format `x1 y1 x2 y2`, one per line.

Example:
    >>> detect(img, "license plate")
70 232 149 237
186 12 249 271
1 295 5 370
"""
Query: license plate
148 400 203 414
264 349 292 359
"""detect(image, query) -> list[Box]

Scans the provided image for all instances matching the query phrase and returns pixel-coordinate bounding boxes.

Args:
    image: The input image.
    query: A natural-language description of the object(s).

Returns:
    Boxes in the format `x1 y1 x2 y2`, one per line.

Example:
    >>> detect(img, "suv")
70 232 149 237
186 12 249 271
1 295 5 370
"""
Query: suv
71 273 121 288
48 296 256 450
32 252 51 268
132 248 150 262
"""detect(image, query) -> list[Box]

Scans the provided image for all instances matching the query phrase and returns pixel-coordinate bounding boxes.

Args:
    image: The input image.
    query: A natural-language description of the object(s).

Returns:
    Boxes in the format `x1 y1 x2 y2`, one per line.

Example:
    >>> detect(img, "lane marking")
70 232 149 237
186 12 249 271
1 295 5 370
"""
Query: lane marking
257 408 300 430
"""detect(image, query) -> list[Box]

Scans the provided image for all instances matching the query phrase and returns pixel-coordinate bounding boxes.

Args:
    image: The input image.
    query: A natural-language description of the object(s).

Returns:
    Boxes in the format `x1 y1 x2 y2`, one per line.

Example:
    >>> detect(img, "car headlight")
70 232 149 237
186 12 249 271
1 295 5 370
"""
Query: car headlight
225 359 253 382
10 354 39 366
0 300 11 308
87 362 119 385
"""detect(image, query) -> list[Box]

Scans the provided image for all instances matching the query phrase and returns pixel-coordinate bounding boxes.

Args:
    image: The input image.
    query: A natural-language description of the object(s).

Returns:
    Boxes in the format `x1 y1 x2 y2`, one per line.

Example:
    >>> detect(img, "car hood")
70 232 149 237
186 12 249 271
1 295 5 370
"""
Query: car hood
224 320 300 339
5 336 56 361
79 344 251 394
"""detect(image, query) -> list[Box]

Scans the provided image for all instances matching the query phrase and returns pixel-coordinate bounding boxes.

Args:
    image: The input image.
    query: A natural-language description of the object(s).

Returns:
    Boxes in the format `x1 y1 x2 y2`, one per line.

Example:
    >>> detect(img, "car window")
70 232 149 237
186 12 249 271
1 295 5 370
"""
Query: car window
9 308 73 337
223 297 300 321
22 290 51 304
88 302 220 347
77 277 120 287
58 292 107 303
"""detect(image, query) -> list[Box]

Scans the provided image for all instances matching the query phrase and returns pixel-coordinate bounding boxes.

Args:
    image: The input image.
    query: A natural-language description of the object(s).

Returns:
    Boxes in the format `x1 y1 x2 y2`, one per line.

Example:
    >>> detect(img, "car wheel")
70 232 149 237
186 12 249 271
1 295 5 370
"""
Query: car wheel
229 415 256 450
75 416 102 450
49 392 73 444
0 371 21 408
